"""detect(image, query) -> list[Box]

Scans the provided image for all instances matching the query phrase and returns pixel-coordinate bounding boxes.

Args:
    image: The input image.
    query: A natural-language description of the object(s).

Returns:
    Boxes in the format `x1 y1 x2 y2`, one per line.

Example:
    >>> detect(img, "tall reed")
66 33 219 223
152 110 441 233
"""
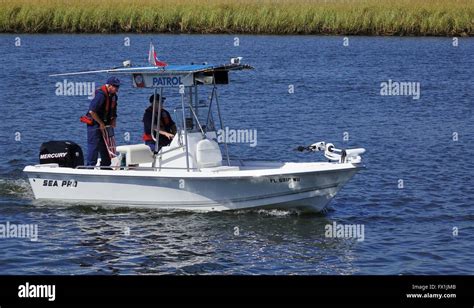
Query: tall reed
1 0 472 35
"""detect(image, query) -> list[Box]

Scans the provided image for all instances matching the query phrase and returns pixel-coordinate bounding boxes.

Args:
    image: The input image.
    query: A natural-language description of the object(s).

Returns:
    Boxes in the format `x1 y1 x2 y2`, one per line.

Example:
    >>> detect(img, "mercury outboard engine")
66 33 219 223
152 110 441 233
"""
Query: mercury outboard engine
39 141 84 168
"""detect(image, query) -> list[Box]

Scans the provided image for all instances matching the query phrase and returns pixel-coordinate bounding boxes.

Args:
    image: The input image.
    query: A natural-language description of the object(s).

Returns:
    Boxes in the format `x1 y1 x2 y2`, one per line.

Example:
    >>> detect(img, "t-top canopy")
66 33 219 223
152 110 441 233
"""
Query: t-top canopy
50 62 253 88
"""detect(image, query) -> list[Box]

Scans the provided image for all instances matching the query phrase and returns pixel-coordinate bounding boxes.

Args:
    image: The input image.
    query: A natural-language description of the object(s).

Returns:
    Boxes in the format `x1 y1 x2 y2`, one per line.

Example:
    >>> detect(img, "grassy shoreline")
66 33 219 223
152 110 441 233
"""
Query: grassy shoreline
1 0 473 36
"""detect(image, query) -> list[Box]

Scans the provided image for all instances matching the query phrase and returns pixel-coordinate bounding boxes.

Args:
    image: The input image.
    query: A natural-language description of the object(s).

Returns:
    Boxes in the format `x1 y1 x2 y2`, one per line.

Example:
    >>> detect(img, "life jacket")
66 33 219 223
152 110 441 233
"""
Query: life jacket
81 85 118 125
143 133 153 141
99 85 117 125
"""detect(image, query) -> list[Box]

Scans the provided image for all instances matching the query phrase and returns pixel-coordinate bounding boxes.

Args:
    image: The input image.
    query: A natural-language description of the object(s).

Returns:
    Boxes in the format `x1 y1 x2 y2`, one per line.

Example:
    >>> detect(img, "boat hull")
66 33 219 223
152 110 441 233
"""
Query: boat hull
23 164 360 212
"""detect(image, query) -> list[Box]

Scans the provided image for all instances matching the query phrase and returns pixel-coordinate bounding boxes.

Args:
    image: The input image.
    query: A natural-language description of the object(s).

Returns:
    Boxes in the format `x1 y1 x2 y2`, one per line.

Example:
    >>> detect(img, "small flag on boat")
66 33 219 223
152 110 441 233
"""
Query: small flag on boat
148 42 168 67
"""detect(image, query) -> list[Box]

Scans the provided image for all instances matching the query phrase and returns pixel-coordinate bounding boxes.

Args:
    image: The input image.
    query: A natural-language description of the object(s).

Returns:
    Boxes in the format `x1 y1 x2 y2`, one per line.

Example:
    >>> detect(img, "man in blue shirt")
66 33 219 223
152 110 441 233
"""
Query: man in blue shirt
86 77 120 166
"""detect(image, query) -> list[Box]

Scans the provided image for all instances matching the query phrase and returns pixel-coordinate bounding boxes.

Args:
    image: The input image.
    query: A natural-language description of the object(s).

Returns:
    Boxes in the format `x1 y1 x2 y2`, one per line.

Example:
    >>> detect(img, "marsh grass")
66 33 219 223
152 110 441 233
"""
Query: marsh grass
1 0 472 35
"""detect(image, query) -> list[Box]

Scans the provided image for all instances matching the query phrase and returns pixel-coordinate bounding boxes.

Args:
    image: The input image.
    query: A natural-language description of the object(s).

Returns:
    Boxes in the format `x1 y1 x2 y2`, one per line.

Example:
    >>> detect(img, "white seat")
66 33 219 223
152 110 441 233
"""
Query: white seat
116 144 154 166
196 139 222 168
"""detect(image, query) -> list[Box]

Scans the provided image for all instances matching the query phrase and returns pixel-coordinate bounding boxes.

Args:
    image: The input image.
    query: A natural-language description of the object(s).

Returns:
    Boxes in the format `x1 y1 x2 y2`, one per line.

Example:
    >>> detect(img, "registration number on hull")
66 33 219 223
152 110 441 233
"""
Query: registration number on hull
269 177 300 184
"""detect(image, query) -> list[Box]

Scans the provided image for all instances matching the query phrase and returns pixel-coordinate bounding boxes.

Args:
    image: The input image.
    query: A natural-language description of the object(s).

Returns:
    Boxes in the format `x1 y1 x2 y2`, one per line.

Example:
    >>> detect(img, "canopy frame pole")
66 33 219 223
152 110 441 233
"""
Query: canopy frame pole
156 88 163 153
188 86 193 130
180 85 190 171
205 87 215 130
151 88 163 168
187 99 205 137
194 84 199 124
150 87 157 144
213 74 230 166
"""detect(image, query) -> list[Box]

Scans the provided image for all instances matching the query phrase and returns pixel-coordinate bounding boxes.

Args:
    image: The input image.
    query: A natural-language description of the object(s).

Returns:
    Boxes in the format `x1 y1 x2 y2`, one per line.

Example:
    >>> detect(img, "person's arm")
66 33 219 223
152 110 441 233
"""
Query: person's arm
159 130 174 140
89 92 106 130
159 110 175 139
153 125 174 139
89 111 106 130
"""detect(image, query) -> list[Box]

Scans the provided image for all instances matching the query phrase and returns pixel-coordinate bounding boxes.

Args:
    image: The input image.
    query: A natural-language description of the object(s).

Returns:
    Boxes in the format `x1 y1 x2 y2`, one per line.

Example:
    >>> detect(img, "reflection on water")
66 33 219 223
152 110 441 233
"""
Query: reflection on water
0 189 360 274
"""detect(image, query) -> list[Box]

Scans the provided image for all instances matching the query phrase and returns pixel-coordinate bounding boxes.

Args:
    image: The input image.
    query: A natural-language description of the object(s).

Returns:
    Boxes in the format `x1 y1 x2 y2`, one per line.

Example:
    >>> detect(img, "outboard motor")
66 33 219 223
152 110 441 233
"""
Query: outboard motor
39 141 84 168
296 141 365 164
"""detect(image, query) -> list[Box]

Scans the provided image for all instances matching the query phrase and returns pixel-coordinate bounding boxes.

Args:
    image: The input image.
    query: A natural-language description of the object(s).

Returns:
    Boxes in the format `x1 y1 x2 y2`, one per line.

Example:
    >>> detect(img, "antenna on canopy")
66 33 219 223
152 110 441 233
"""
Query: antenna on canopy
111 60 132 69
49 60 131 77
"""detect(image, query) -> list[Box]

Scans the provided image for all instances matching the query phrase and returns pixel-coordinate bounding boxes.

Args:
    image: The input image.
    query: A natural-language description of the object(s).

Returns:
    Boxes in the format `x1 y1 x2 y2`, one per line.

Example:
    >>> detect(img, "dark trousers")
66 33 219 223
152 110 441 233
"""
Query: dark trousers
145 138 171 153
87 126 111 166
145 140 156 152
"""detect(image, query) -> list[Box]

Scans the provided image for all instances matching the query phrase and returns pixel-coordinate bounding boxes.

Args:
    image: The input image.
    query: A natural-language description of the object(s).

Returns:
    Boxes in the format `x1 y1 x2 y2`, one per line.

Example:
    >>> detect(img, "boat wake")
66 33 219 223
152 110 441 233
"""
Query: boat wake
230 209 298 217
256 209 296 216
0 178 34 199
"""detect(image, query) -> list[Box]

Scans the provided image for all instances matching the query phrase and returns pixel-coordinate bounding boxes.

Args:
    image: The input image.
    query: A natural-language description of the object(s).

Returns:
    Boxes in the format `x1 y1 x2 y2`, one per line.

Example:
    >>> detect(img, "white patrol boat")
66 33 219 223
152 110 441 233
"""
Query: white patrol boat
23 58 365 212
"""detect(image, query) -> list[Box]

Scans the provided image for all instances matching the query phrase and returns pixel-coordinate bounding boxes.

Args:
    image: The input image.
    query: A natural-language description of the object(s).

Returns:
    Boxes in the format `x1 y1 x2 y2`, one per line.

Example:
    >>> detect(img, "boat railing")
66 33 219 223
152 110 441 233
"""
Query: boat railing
75 166 199 171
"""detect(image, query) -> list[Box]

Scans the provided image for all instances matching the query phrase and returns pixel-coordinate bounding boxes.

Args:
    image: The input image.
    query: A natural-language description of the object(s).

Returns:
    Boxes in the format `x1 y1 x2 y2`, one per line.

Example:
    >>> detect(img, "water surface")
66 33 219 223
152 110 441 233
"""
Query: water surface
0 35 472 274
